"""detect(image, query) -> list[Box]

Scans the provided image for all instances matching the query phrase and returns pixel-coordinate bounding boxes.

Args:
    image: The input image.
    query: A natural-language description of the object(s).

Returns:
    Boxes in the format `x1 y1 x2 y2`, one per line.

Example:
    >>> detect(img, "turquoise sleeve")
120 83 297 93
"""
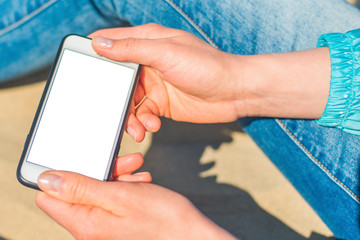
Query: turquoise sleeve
316 28 360 135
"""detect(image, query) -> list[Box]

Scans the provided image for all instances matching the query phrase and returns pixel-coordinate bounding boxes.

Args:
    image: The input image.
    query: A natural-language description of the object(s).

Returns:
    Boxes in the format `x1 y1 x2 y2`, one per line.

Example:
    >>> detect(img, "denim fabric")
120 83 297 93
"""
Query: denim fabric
1 0 360 238
240 118 360 239
0 0 125 81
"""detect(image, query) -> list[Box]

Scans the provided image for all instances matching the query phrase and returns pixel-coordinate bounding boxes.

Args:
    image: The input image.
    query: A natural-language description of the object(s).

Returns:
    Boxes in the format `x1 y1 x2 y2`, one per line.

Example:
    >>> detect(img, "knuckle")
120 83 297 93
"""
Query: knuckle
144 22 161 30
120 37 138 52
66 176 89 204
145 22 179 35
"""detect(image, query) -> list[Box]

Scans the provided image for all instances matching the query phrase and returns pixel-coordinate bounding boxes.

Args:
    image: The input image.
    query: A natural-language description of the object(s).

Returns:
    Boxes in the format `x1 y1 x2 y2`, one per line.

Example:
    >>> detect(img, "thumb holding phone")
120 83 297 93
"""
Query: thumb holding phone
36 170 237 240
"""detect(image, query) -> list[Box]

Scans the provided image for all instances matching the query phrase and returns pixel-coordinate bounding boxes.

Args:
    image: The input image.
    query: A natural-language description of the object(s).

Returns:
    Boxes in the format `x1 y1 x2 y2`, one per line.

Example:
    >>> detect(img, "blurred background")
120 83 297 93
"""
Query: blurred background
0 0 359 239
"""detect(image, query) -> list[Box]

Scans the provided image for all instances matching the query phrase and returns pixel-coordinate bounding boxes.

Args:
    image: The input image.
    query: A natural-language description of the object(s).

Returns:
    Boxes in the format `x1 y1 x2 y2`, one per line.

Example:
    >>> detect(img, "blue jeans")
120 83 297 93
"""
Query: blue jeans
1 0 360 239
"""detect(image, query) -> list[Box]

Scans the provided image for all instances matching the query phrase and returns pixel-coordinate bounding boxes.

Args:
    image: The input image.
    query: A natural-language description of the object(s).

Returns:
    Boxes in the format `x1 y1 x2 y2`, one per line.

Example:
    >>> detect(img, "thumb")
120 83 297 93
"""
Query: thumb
92 36 164 69
37 171 125 210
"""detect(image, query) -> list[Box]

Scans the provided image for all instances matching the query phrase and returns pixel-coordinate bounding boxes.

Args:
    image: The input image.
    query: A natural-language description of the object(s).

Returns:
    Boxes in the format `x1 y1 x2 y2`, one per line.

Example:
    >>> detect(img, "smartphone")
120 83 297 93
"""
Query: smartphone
17 35 141 190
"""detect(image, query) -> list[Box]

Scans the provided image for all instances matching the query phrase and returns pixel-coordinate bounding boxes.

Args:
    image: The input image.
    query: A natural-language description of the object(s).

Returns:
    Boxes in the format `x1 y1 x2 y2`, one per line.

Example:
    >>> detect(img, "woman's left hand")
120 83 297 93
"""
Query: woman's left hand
35 156 236 240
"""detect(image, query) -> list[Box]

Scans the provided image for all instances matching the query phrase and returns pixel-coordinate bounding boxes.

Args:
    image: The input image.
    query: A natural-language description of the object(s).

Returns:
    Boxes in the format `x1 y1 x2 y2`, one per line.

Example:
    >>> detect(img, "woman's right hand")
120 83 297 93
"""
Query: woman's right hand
90 23 331 142
89 24 248 141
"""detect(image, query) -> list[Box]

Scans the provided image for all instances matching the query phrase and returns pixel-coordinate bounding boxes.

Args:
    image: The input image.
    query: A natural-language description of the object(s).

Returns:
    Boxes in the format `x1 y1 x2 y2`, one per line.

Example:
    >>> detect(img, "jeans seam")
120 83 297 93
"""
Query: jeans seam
0 0 59 36
164 0 219 49
275 119 360 204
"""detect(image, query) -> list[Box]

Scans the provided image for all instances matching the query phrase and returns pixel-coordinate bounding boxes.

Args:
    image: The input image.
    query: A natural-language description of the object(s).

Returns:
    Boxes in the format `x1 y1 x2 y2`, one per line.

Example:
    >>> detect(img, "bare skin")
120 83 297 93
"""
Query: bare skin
36 170 235 240
89 23 330 142
36 23 331 240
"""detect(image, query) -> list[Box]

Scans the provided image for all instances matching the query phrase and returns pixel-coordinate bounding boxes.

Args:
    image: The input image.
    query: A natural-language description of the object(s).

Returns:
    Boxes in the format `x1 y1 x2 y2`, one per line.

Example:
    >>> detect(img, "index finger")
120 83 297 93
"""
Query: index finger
88 23 180 40
91 36 168 69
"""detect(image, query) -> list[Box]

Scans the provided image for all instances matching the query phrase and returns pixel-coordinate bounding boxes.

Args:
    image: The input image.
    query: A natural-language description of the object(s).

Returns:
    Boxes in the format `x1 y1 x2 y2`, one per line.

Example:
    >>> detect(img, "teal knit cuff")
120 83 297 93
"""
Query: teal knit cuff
316 28 360 135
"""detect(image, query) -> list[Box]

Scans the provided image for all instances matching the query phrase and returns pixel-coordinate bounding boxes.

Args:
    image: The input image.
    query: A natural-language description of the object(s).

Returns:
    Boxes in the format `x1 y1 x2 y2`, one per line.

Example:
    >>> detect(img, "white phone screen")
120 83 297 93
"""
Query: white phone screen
26 49 135 180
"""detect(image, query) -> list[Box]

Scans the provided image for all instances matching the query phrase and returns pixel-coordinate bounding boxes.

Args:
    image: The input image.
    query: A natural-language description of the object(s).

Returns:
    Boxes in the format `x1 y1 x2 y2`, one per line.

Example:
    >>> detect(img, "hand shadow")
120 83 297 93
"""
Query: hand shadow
3 69 335 240
139 118 336 240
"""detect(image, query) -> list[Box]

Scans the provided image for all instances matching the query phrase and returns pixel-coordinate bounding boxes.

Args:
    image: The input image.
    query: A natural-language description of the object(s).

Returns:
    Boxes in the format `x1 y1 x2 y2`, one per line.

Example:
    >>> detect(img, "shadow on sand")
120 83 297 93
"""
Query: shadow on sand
1 70 336 240
140 118 335 240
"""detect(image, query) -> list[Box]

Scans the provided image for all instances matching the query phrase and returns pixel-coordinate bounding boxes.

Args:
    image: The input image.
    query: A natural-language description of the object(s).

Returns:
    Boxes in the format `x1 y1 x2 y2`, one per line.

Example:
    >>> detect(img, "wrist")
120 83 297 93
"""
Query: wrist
226 54 269 118
225 53 273 118
167 196 237 240
186 206 237 240
229 48 331 119
222 53 257 119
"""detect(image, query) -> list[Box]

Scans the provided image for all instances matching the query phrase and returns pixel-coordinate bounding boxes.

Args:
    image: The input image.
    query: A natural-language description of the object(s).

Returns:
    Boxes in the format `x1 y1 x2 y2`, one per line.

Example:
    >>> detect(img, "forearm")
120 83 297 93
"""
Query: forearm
234 47 331 119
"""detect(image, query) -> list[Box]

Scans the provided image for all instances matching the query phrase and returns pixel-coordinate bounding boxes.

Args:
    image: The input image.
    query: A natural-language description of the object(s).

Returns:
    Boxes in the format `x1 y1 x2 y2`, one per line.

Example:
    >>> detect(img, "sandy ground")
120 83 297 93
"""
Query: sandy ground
2 1 359 239
0 79 334 240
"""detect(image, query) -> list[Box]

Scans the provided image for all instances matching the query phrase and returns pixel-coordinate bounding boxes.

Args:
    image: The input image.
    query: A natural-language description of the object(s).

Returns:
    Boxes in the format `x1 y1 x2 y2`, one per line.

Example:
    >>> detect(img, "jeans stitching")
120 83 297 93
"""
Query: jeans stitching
159 1 358 204
0 0 59 36
164 0 219 49
275 119 360 204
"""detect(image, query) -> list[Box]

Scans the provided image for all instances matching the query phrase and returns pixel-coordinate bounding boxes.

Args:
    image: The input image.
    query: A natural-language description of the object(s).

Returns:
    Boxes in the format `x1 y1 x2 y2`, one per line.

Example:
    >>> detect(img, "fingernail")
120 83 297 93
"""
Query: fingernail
92 37 114 48
127 127 137 141
134 172 146 176
38 173 62 192
144 119 153 130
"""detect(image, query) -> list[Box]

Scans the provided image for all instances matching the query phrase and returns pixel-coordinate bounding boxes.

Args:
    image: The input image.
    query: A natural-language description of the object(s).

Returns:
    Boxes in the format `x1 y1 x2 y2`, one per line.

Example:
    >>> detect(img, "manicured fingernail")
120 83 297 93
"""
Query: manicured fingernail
38 173 62 192
134 172 146 176
92 37 114 48
144 119 153 130
127 127 137 141
133 172 152 182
